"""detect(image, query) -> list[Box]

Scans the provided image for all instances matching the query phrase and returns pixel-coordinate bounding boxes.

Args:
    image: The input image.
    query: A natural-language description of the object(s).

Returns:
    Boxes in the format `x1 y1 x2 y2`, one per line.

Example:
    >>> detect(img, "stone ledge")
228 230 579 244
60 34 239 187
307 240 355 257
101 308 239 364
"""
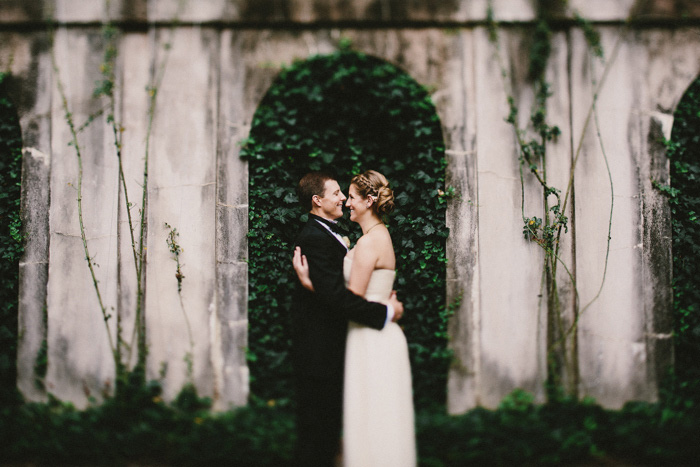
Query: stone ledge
3 0 700 27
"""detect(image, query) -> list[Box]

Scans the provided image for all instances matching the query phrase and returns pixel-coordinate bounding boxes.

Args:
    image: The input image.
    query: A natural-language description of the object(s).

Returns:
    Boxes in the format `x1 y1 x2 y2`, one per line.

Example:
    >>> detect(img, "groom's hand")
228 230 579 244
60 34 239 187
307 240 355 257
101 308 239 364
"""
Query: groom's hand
389 291 404 322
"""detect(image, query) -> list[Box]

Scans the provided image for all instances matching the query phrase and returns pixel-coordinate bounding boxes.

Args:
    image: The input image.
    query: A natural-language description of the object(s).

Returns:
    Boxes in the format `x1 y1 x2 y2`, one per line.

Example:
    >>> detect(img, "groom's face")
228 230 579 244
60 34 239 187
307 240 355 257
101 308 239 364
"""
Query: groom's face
317 179 346 220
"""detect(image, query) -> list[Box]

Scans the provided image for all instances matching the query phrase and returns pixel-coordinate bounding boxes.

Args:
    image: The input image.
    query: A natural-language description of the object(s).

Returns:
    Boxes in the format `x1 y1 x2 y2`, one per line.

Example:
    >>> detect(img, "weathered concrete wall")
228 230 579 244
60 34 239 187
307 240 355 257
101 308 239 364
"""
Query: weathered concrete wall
45 27 120 402
2 0 699 411
570 26 699 408
571 27 654 407
634 27 698 407
144 26 219 401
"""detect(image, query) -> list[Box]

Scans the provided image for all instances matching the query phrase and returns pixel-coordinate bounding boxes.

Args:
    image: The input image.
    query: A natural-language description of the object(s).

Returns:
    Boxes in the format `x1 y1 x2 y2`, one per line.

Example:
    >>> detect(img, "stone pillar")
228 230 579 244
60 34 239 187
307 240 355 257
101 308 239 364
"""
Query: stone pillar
212 29 251 409
10 30 53 402
440 31 481 414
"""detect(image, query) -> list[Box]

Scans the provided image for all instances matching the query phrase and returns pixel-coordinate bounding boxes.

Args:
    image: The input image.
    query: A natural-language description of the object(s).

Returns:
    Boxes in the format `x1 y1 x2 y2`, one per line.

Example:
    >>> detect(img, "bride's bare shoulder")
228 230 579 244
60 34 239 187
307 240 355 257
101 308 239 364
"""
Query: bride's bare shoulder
356 227 394 266
354 233 375 253
368 226 393 246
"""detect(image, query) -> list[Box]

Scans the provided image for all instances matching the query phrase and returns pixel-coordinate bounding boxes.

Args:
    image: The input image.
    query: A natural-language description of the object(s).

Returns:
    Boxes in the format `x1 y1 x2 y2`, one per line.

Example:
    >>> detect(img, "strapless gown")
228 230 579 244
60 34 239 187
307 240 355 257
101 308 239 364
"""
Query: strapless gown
343 256 416 467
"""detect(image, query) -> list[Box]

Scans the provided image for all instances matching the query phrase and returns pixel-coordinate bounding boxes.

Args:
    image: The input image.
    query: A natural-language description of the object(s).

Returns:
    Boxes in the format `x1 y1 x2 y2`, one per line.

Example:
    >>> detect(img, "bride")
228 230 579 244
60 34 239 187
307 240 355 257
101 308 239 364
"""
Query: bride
294 170 416 467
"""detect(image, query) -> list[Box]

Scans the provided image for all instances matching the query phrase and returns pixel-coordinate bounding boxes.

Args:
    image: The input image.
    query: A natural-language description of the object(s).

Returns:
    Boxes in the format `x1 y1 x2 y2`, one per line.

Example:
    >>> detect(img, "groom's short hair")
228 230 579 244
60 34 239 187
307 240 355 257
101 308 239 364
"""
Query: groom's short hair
297 171 335 210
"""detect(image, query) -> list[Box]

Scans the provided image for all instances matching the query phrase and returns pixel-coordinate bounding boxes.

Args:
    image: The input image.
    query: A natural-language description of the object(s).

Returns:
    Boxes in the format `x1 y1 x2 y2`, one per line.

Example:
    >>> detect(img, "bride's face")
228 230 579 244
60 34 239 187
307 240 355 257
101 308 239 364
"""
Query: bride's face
345 184 369 223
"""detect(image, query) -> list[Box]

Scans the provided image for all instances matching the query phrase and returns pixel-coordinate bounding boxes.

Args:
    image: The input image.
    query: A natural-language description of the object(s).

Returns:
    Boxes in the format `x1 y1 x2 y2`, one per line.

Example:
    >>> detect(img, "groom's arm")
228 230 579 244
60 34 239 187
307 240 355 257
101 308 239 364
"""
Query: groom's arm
297 238 388 330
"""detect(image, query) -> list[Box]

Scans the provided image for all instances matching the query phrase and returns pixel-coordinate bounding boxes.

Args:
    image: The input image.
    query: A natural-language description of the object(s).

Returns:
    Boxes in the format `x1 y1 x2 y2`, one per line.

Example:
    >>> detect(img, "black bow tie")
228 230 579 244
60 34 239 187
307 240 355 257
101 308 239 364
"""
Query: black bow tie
310 214 341 234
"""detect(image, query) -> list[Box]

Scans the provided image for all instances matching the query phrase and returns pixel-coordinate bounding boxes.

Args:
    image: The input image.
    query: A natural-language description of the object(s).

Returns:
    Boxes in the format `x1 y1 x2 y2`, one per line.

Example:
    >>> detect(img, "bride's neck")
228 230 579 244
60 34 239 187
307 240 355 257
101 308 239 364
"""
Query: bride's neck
359 215 382 234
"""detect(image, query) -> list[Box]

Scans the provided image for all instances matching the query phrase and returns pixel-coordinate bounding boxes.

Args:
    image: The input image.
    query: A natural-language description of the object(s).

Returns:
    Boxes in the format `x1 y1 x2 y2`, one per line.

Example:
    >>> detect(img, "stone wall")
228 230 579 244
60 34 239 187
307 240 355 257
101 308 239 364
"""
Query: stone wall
2 0 699 411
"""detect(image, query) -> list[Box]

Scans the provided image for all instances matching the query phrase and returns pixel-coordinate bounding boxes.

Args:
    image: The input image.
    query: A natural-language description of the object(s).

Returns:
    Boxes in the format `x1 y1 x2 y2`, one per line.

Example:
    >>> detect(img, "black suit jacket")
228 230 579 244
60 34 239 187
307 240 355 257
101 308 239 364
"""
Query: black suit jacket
291 215 387 378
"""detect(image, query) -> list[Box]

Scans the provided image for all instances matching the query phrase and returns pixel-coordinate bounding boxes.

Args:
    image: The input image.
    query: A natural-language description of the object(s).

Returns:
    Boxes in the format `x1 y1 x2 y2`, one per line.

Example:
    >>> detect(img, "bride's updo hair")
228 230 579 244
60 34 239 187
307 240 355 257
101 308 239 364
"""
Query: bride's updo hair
350 170 395 216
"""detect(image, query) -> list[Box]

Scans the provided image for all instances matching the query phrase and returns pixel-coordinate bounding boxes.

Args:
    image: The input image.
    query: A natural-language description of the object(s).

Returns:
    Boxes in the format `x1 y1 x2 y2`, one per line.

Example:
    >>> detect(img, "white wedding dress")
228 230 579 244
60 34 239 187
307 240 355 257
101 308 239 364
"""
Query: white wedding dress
343 256 416 467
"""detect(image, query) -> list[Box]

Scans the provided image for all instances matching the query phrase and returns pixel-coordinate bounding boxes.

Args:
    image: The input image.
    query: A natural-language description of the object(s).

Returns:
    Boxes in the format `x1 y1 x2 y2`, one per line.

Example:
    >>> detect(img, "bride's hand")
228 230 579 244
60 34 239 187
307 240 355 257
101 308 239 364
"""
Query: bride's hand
293 246 315 292
389 291 404 322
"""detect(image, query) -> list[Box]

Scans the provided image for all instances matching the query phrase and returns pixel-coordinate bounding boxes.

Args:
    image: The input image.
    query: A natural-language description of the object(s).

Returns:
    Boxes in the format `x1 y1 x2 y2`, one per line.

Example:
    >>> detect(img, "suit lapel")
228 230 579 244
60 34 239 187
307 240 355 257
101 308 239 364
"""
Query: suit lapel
308 218 348 253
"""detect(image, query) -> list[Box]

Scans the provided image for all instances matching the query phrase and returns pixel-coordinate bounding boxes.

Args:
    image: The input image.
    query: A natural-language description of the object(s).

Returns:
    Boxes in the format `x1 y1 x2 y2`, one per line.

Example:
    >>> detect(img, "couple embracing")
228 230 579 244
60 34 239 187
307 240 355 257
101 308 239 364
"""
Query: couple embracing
291 170 416 467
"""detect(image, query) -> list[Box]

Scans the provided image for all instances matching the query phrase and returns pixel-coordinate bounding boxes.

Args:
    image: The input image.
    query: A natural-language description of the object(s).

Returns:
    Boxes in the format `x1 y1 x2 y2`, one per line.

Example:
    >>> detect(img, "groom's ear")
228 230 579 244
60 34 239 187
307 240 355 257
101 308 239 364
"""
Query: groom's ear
312 194 322 207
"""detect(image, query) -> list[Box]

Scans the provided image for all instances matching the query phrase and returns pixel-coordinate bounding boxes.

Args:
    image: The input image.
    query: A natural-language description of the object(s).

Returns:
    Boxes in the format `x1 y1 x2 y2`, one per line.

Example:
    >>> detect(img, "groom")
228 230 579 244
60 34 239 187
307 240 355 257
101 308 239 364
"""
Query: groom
291 171 404 466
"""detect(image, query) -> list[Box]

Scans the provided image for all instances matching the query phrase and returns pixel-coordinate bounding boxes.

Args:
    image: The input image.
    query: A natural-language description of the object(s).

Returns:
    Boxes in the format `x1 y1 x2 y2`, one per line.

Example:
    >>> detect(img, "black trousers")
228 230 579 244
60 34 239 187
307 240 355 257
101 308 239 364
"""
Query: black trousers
295 373 343 467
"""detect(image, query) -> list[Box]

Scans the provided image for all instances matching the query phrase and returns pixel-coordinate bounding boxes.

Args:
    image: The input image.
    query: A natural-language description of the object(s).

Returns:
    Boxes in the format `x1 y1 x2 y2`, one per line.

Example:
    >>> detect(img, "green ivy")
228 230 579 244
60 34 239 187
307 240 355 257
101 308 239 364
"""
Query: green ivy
243 49 449 410
0 72 23 405
667 75 700 400
3 387 699 465
0 379 295 466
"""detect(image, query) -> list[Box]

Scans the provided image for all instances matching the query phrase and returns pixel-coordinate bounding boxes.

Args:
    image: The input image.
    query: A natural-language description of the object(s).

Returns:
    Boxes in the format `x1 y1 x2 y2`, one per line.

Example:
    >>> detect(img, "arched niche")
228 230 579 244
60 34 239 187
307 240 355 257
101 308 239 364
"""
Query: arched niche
243 50 449 409
0 72 24 399
668 75 700 387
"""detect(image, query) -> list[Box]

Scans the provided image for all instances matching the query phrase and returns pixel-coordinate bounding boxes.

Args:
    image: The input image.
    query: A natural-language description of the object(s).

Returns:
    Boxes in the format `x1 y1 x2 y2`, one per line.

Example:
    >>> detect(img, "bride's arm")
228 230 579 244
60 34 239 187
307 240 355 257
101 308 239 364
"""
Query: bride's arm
347 236 378 297
292 246 315 292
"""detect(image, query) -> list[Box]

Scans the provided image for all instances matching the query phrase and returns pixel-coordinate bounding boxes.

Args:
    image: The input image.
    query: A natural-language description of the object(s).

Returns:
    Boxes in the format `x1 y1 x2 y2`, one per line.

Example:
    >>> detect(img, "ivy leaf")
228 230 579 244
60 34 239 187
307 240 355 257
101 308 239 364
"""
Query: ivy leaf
395 192 409 206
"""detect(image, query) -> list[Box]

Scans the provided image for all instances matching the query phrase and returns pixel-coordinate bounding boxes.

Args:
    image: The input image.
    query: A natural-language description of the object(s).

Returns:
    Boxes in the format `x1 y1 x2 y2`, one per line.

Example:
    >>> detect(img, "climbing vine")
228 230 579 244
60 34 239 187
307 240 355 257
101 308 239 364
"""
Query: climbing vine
243 46 450 409
165 222 195 382
49 0 185 393
486 0 616 398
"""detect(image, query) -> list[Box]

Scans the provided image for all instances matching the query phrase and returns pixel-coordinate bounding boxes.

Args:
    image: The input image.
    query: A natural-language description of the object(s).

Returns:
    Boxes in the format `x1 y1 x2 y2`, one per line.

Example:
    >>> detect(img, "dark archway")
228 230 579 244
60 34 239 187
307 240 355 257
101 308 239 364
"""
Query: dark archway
669 75 700 397
0 72 24 404
243 49 449 409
